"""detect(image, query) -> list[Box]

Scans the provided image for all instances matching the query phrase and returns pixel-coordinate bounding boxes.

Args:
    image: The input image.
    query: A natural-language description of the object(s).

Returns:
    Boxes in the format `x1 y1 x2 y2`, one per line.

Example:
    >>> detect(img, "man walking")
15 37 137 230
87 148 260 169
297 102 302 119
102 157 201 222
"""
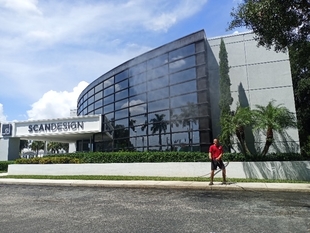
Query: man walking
208 138 226 185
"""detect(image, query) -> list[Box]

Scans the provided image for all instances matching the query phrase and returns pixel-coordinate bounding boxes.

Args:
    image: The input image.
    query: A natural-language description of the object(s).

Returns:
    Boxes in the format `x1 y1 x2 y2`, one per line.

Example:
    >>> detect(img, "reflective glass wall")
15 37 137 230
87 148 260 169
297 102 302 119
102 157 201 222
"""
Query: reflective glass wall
77 31 212 152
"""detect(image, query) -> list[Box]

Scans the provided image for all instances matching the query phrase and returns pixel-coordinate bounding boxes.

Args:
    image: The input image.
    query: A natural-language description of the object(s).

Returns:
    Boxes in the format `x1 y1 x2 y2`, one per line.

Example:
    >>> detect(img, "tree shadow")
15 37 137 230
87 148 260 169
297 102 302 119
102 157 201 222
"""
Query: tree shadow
238 82 257 155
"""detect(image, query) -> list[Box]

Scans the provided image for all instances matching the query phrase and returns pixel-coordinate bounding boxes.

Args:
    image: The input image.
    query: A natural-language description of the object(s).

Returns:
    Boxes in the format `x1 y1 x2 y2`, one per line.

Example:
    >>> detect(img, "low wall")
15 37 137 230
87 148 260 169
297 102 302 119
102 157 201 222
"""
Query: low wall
8 161 310 181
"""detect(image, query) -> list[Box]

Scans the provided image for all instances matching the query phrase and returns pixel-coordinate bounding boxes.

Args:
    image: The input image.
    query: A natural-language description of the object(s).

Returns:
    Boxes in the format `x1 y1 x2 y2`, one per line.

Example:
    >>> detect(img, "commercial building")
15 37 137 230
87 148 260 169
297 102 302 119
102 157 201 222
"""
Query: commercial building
0 30 299 160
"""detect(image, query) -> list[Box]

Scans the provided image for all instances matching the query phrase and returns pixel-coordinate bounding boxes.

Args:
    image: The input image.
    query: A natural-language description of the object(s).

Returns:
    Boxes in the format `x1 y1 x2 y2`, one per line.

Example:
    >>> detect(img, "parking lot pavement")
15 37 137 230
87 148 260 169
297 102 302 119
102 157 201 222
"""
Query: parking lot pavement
0 175 309 192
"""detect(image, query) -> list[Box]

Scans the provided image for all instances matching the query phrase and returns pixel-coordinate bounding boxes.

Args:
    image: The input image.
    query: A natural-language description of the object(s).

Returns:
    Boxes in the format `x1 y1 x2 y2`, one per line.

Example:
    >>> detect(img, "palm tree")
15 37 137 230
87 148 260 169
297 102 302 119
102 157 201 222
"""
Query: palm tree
253 100 297 156
47 142 62 154
30 141 45 156
220 105 253 155
178 102 198 149
150 114 168 151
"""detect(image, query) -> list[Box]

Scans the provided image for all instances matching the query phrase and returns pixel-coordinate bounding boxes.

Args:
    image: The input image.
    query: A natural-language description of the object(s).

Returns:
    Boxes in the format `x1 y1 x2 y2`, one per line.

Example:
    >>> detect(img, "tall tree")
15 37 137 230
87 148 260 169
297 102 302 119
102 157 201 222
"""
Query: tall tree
253 100 297 156
219 39 233 151
228 0 310 52
30 141 45 156
289 42 310 155
150 114 168 151
19 140 28 152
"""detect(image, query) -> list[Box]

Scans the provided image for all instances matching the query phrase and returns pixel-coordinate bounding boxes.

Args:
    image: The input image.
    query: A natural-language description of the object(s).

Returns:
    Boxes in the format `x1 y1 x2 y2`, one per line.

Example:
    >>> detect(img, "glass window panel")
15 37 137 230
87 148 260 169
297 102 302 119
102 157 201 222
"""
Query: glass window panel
88 88 95 96
115 108 128 120
88 111 95 115
148 99 169 112
95 91 103 101
170 68 196 85
116 79 128 91
169 44 195 61
172 132 189 149
115 69 128 83
129 114 147 127
104 76 114 88
130 93 146 103
169 56 196 73
148 110 170 123
129 72 146 86
88 103 94 112
105 112 114 122
148 76 169 91
88 95 95 105
94 99 103 109
148 87 169 102
114 118 128 128
170 93 197 108
147 65 168 80
129 102 147 116
115 99 128 111
170 80 196 96
104 86 114 96
104 94 114 105
129 82 146 96
129 62 146 76
115 89 128 101
147 54 168 70
95 83 103 93
104 103 114 114
94 108 102 115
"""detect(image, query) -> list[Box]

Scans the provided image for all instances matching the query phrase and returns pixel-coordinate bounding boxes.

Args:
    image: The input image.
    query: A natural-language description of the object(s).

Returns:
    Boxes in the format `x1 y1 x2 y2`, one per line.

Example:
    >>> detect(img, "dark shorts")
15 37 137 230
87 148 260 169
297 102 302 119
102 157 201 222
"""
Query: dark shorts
211 159 225 171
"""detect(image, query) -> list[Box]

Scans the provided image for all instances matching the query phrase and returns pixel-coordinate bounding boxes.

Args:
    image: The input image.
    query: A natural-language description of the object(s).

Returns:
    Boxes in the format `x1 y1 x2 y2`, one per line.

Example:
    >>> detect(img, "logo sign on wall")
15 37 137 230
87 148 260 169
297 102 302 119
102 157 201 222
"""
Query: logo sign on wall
2 124 12 136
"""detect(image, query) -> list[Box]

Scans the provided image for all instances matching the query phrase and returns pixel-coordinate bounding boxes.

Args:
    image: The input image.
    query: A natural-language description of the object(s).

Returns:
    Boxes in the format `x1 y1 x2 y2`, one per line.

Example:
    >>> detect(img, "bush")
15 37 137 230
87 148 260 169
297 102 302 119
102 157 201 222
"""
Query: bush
0 161 15 171
15 157 80 164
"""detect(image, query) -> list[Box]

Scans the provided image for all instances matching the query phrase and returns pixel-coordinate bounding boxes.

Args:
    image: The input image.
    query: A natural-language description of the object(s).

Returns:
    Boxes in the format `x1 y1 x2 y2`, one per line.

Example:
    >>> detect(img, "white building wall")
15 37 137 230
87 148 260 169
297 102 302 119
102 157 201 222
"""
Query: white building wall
207 32 299 153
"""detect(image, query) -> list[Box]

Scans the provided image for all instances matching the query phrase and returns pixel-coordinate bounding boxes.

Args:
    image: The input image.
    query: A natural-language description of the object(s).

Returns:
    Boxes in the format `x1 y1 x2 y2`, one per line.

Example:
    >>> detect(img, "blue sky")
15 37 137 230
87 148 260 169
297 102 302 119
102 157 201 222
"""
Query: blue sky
0 0 246 122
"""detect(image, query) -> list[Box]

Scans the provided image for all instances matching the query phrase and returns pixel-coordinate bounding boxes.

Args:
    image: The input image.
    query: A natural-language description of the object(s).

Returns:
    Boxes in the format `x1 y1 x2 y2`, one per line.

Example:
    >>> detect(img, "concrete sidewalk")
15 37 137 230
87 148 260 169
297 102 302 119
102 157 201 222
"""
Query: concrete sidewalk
0 173 309 192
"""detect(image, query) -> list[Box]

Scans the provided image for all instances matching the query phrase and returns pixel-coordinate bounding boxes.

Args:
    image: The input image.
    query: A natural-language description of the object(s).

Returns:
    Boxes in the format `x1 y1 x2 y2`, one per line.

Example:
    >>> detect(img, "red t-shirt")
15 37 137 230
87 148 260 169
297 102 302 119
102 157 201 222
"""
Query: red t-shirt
209 144 223 159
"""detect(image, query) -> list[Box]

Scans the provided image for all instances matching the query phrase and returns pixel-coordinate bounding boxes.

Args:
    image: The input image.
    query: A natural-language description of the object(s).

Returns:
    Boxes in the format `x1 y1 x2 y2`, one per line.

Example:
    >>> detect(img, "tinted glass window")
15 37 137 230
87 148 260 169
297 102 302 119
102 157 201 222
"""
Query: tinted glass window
104 103 114 114
115 70 128 83
148 99 169 112
95 91 103 101
169 56 195 73
129 102 147 116
130 93 146 103
104 86 114 96
88 88 95 96
104 76 114 88
95 83 103 93
170 93 197 108
147 65 168 80
148 76 169 91
94 108 103 115
170 80 196 96
115 89 128 101
148 87 169 102
104 94 114 105
147 54 168 70
129 62 146 77
88 95 95 105
129 72 146 86
94 99 103 109
170 68 196 85
116 79 128 91
129 82 146 96
114 118 128 128
115 99 128 111
169 44 195 61
88 103 94 112
115 108 128 120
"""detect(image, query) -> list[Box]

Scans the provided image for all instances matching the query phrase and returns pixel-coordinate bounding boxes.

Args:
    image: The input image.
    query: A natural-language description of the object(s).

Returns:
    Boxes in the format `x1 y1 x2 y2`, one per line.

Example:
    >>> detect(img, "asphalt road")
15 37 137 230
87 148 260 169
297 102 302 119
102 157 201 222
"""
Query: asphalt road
0 184 309 233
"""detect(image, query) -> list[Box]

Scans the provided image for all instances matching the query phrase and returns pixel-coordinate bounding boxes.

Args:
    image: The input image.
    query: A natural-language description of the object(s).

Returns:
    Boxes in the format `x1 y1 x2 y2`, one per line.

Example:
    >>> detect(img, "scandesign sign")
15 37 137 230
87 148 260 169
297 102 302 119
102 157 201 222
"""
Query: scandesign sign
28 121 84 133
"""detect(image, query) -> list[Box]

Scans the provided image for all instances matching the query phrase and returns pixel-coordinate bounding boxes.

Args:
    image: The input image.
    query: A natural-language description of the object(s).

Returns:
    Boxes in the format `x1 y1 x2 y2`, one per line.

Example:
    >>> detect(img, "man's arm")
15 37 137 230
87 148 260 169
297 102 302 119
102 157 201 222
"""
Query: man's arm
208 152 212 160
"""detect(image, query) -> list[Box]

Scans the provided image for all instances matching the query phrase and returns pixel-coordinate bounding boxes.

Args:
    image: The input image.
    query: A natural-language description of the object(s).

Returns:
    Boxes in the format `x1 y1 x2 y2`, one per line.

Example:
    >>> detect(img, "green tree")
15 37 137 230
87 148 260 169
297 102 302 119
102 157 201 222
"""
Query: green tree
219 38 233 150
178 102 198 150
30 141 45 156
19 140 28 152
253 100 297 156
220 105 253 155
47 142 62 154
289 42 310 155
228 0 310 52
150 114 168 151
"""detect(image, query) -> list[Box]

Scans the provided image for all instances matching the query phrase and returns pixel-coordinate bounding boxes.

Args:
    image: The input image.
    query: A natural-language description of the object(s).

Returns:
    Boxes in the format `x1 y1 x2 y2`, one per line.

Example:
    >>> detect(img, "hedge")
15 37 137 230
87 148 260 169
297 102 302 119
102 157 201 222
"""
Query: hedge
0 161 15 171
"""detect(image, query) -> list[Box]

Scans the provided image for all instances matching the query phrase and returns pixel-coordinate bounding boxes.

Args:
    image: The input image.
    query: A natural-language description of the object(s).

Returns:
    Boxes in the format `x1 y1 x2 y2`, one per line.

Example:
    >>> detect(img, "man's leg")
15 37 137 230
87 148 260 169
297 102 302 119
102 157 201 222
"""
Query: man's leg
222 168 226 184
209 170 215 185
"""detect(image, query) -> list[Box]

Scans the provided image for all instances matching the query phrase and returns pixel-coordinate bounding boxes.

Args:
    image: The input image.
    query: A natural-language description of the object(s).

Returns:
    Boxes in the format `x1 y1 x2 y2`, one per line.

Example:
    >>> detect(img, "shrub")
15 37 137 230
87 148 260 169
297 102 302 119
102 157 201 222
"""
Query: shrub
0 161 15 171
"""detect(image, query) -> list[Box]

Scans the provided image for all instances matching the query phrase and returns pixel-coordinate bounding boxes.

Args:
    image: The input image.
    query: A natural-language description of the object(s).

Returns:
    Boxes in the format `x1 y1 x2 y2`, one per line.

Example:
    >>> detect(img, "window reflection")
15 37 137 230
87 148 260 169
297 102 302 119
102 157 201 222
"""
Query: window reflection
129 102 146 116
129 62 146 77
129 72 146 86
148 76 169 91
147 54 168 70
169 56 195 73
149 99 169 113
147 65 168 80
170 68 196 85
104 103 114 114
130 93 146 103
115 108 128 120
104 86 114 96
115 70 128 83
115 99 128 111
104 94 114 105
95 91 103 101
104 76 114 88
95 83 103 93
88 95 95 105
115 89 128 101
148 87 169 102
170 80 196 96
94 99 103 109
169 44 195 61
129 82 146 96
170 93 197 108
117 79 128 91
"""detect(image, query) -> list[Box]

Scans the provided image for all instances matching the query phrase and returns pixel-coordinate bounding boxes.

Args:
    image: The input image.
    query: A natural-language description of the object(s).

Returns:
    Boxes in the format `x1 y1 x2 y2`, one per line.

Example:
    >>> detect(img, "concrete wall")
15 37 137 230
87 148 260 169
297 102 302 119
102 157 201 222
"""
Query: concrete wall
0 138 20 161
8 161 310 181
206 32 299 153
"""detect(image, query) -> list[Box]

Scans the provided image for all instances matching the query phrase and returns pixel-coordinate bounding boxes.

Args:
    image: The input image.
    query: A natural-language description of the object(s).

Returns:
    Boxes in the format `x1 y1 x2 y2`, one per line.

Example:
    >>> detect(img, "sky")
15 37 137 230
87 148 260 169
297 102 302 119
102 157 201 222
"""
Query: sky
0 0 246 122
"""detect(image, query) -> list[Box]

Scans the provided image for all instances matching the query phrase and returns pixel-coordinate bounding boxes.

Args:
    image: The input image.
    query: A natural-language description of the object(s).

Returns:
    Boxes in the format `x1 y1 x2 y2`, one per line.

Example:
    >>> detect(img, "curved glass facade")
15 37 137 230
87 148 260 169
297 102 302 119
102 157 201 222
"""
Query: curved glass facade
77 30 212 152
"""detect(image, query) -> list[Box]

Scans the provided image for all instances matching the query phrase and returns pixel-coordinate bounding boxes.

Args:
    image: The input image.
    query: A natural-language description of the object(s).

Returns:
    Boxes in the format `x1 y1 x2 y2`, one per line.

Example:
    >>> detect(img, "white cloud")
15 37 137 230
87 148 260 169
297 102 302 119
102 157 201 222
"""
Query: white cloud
0 0 42 15
27 81 89 120
0 103 7 122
